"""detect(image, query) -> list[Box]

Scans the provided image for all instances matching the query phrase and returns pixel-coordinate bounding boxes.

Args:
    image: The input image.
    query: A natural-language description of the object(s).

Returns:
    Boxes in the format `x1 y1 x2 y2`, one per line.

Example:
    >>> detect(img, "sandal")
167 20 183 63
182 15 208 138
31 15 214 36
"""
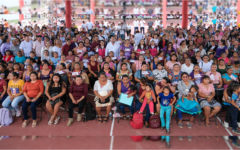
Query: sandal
166 129 170 134
186 122 192 129
98 117 102 124
205 122 210 127
123 116 127 120
178 123 183 128
160 126 166 130
54 117 60 125
166 142 170 148
145 122 149 128
48 116 54 125
103 117 108 124
178 136 183 141
32 121 37 128
128 115 133 120
22 120 29 128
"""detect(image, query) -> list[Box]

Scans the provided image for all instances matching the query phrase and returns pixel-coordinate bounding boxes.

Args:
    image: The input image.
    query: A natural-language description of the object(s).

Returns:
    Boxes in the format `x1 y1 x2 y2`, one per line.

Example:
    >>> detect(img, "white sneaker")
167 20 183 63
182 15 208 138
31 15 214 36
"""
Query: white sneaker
223 136 229 140
224 121 229 128
113 113 120 118
16 109 22 117
237 122 240 128
11 109 16 117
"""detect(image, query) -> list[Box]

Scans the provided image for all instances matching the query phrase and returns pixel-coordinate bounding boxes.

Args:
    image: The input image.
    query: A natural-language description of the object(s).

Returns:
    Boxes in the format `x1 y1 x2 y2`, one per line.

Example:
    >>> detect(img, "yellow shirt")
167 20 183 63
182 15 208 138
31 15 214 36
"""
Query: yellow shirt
8 79 25 95
145 92 152 99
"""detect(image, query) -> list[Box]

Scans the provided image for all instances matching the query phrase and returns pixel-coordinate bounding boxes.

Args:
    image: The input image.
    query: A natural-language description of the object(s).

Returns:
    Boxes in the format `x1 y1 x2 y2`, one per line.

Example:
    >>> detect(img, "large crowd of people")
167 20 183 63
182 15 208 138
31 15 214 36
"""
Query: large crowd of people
0 9 240 146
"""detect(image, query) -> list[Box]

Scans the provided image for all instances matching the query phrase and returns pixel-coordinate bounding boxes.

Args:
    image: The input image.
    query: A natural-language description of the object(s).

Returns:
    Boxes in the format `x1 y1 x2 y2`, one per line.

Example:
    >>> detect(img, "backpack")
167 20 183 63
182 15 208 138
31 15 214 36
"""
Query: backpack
0 108 13 127
149 115 161 129
85 102 96 121
130 111 143 129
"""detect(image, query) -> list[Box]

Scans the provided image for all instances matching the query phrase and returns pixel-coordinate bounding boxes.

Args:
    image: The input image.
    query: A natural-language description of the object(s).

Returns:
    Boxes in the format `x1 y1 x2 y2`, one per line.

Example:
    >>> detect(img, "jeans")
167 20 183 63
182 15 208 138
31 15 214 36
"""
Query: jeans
22 97 42 120
177 109 195 120
126 30 131 36
0 94 8 103
140 27 145 34
117 102 134 115
135 99 150 122
2 95 25 111
120 34 125 40
160 105 172 130
87 29 92 33
68 98 86 118
230 105 239 130
140 98 154 114
222 104 231 122
134 27 139 34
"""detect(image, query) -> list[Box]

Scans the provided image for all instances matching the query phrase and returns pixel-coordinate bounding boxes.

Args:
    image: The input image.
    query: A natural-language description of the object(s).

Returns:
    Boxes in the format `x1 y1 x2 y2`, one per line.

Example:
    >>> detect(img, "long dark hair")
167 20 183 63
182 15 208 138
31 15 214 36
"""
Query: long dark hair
2 35 9 44
226 81 239 97
49 73 66 91
28 71 38 82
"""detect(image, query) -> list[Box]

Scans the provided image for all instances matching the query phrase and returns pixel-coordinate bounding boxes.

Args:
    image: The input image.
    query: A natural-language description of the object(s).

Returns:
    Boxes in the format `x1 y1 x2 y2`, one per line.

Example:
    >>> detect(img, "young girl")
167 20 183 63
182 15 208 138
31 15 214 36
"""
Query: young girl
136 39 147 57
148 39 159 57
176 85 201 129
98 40 106 60
139 84 156 115
157 86 176 134
230 84 240 134
117 50 125 64
144 49 152 63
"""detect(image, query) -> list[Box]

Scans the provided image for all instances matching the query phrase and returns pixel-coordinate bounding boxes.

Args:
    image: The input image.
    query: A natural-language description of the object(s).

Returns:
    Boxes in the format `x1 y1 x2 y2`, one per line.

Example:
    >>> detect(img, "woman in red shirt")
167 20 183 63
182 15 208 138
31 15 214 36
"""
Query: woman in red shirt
67 75 88 126
87 55 100 89
2 50 14 63
22 72 44 128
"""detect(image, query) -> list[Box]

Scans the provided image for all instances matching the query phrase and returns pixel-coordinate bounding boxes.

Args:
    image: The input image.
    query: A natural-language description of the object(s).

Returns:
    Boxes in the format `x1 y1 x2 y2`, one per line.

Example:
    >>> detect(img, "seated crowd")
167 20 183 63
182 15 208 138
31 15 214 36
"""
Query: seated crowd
0 22 240 136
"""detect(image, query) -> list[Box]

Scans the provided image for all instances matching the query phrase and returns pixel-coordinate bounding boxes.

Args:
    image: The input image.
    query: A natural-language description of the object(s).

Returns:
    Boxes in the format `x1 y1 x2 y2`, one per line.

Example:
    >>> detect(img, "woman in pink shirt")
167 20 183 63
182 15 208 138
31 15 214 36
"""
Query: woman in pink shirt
217 52 230 65
205 64 223 88
165 54 181 73
132 54 149 73
74 42 86 60
176 34 185 48
197 75 221 127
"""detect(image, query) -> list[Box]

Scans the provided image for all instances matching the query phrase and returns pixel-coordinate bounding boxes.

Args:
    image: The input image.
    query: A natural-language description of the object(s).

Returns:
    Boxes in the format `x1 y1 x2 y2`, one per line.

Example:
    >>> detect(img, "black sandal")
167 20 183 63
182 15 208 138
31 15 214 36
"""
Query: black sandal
160 126 166 130
166 129 170 134
166 142 170 148
103 117 108 124
128 115 133 120
98 117 102 124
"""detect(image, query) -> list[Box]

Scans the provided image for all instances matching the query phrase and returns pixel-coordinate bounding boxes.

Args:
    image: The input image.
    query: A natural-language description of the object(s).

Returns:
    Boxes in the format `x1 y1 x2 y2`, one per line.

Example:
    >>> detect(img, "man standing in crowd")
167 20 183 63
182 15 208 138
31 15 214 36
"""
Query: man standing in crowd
90 35 100 55
61 39 71 56
105 36 120 57
10 39 20 57
147 20 153 29
140 19 146 34
133 19 139 34
86 19 93 33
20 34 33 57
155 18 160 28
118 22 126 40
33 35 44 62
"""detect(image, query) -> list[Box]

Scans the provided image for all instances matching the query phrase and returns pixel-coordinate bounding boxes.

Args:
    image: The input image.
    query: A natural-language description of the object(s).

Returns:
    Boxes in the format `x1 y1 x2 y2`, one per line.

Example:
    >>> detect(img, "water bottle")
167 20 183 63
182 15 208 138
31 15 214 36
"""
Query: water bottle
109 111 112 119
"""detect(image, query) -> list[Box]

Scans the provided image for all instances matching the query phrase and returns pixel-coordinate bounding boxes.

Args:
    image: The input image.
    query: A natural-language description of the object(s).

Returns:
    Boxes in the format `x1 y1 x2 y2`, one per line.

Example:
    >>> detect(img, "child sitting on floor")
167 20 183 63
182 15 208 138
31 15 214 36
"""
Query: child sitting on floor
139 84 156 115
158 86 176 134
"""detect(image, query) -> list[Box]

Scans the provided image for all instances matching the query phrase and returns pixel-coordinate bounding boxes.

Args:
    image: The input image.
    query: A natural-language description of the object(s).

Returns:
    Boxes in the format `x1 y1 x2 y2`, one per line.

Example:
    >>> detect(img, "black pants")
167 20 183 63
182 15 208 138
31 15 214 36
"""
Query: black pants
126 30 131 36
89 72 98 89
222 104 231 122
68 98 86 118
230 105 240 130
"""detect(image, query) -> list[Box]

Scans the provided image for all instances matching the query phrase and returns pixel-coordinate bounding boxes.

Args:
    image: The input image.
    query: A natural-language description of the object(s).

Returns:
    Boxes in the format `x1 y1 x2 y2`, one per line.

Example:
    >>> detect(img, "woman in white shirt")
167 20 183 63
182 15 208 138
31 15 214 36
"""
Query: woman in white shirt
93 73 113 124
41 41 53 59
199 55 213 74
181 58 194 75
52 39 62 56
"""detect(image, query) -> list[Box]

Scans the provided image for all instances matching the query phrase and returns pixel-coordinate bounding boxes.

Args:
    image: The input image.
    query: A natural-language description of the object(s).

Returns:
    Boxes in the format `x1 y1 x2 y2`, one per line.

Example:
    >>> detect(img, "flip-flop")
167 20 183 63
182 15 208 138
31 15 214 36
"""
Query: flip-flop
178 123 183 128
54 117 60 125
48 116 54 125
205 122 210 127
186 122 192 129
166 142 170 148
22 120 29 128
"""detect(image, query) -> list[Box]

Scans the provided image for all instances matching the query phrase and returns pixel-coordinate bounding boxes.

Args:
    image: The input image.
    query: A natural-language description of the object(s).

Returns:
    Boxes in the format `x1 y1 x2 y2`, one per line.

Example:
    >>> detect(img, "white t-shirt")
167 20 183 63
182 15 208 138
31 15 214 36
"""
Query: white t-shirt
199 61 213 72
94 80 113 94
133 8 139 14
52 46 62 56
81 23 87 31
86 22 94 30
19 40 33 57
181 63 194 75
140 20 145 27
133 20 139 27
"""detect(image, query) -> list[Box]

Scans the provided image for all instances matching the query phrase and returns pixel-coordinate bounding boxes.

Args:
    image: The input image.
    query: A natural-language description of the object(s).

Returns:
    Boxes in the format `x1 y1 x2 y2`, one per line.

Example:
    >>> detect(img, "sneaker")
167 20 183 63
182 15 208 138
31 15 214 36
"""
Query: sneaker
238 122 240 128
172 113 176 118
232 142 240 148
16 109 22 117
111 106 117 110
77 114 82 122
113 113 120 118
67 118 73 126
11 109 16 117
223 136 229 140
232 129 240 134
224 121 229 128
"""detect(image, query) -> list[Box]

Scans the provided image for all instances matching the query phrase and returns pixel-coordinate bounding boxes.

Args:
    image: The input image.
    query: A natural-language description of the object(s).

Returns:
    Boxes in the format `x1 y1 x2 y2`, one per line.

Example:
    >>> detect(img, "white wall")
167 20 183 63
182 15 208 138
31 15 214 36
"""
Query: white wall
0 0 31 8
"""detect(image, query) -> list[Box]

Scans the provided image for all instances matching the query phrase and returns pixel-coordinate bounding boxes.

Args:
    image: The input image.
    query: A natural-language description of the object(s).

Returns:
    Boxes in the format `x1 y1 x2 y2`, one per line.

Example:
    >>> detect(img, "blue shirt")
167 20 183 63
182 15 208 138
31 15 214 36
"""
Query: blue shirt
159 93 174 106
212 19 217 25
212 6 217 12
232 93 240 107
225 20 230 26
222 73 238 82
225 8 231 14
51 57 61 66
134 70 153 80
14 56 26 64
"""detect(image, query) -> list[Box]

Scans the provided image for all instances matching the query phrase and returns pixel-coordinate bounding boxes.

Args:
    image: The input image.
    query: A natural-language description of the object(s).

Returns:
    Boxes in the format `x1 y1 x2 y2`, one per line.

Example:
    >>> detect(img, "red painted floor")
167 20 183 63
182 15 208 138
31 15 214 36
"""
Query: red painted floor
0 92 236 149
